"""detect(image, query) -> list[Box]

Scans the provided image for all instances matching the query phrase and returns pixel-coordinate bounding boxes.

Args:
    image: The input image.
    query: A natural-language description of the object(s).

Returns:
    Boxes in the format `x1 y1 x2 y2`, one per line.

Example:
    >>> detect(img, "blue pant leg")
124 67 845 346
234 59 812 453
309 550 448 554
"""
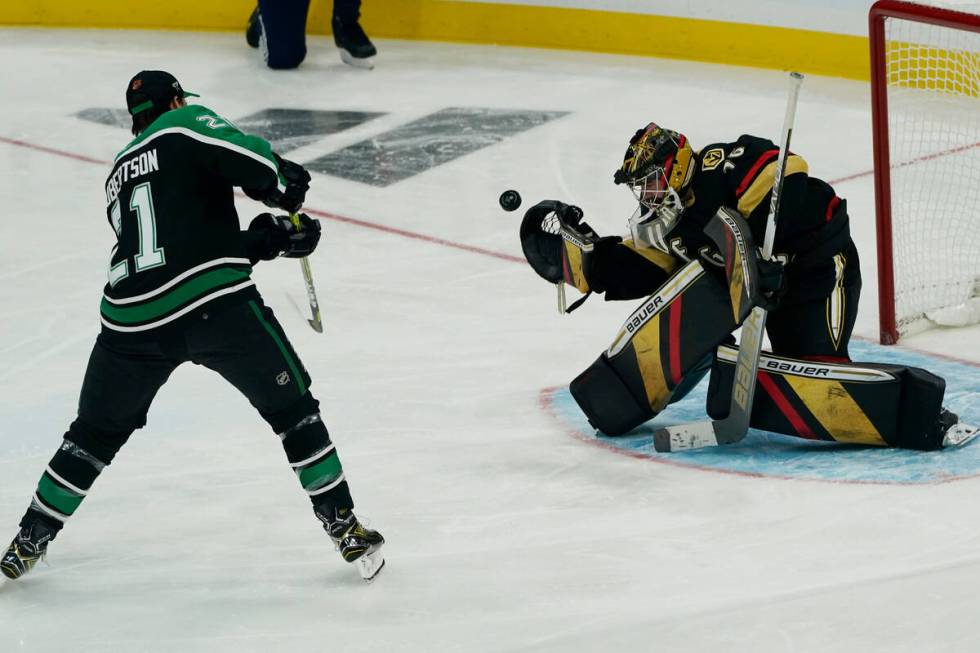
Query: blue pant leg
333 0 362 21
258 0 312 69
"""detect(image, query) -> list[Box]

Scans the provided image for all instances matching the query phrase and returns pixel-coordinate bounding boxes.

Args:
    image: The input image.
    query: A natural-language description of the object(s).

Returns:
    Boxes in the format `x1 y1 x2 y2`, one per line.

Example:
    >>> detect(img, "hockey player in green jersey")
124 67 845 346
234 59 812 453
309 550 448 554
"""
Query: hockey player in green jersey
2 71 384 582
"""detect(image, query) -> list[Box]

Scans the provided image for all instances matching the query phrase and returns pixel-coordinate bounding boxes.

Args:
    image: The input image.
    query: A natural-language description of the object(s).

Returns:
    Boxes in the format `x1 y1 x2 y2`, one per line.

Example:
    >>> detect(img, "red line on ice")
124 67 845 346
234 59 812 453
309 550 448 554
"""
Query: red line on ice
3 134 978 368
0 136 107 165
0 135 523 265
828 140 980 186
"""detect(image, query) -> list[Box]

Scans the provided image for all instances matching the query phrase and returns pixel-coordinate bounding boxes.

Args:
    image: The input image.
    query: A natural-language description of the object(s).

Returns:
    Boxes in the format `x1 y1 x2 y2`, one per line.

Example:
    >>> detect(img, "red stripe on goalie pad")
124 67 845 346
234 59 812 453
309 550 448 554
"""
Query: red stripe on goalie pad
757 372 819 440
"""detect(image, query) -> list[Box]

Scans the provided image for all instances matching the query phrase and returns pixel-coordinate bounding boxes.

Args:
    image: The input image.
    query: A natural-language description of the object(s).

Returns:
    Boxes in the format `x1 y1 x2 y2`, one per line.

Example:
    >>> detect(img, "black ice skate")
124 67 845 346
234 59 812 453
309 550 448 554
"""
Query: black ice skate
316 507 385 582
1 523 53 580
332 15 376 69
938 408 980 448
246 6 262 48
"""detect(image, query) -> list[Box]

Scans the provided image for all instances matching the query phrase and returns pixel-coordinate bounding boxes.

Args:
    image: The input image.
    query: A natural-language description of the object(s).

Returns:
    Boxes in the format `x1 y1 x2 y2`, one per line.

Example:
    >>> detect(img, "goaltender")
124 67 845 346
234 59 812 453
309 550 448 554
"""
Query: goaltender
520 123 978 450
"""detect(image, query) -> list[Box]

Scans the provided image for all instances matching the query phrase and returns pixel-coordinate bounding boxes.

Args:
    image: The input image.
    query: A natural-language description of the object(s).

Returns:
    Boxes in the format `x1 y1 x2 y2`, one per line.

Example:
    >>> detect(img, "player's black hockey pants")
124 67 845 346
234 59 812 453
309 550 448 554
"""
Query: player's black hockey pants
20 297 353 535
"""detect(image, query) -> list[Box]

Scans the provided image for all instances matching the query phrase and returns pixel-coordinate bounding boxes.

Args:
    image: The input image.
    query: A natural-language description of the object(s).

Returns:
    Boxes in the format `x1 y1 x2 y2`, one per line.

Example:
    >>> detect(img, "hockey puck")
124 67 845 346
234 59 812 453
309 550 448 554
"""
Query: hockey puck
499 189 522 212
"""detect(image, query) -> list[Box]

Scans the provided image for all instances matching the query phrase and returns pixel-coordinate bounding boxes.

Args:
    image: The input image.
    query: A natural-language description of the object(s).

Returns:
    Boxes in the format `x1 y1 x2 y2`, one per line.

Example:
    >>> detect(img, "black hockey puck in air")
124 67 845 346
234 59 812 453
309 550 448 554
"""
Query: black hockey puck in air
499 189 522 212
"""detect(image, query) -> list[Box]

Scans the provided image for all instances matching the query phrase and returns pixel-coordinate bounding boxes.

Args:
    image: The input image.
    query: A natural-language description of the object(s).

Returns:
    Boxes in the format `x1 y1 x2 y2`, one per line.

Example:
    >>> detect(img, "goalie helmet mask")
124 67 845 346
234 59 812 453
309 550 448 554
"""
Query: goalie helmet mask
613 123 695 211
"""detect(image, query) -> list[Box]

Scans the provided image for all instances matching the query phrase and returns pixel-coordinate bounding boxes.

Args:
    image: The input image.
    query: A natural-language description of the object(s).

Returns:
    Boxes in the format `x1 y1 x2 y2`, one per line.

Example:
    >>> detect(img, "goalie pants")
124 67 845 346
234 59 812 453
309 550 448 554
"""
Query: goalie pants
768 240 861 362
20 297 354 535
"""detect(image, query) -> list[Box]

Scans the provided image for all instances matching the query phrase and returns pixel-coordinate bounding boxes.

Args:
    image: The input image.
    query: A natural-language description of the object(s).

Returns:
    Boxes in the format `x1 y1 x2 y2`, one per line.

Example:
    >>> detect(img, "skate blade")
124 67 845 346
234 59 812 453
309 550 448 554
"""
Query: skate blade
339 48 375 70
355 548 385 583
944 422 980 448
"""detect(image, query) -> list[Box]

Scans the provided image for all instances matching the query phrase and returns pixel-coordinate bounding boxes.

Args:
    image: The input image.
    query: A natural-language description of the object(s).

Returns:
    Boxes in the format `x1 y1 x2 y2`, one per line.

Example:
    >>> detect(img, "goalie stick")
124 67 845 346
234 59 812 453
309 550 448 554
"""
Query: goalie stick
652 71 805 453
291 213 324 333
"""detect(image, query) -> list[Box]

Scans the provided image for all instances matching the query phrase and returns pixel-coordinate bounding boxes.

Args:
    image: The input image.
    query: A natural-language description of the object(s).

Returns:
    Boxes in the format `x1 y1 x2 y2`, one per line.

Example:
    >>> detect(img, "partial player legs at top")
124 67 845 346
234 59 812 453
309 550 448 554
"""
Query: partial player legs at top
332 0 377 68
246 0 376 70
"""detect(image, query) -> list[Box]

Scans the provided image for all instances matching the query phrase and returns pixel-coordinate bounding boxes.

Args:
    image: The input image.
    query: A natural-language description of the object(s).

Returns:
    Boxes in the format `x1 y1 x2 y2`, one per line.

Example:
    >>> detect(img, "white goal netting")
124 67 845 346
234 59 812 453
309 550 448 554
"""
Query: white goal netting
881 1 980 337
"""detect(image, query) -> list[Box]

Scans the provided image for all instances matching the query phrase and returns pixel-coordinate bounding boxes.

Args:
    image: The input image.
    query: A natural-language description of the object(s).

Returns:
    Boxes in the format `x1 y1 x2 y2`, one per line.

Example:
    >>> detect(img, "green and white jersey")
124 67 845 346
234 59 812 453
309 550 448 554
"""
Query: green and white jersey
101 104 285 333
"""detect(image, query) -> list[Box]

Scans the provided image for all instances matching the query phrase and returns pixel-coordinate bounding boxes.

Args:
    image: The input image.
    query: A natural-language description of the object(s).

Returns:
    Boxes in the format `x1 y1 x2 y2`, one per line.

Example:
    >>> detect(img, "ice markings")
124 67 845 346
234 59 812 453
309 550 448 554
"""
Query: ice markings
545 340 980 484
76 108 385 155
233 109 384 153
75 106 566 184
74 108 132 130
304 107 569 187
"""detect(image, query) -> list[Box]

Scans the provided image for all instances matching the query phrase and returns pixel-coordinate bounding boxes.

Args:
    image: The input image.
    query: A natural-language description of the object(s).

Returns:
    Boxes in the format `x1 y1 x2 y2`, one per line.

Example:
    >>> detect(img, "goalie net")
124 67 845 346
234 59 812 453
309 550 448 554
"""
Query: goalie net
870 0 980 344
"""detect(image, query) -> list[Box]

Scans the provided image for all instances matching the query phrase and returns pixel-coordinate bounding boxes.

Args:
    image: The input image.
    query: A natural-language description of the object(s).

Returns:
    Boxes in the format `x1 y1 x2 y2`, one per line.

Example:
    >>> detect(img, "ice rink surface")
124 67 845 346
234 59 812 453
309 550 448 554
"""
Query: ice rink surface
1 28 979 652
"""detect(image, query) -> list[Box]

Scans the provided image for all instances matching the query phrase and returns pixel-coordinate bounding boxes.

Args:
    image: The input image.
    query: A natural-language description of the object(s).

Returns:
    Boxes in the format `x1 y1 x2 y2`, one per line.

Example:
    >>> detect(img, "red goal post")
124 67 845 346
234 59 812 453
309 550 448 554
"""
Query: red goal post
869 0 980 344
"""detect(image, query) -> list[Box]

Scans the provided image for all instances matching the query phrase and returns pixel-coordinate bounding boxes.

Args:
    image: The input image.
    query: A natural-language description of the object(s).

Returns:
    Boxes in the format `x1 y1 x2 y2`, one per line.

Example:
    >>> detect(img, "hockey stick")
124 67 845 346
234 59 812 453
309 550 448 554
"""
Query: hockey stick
652 71 805 453
290 213 323 333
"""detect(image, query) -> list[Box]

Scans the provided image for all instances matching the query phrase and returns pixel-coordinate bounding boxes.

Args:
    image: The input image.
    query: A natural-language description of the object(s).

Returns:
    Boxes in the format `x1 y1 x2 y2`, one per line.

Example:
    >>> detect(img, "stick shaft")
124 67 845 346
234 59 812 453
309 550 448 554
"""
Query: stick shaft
725 71 804 426
653 72 805 452
291 213 323 332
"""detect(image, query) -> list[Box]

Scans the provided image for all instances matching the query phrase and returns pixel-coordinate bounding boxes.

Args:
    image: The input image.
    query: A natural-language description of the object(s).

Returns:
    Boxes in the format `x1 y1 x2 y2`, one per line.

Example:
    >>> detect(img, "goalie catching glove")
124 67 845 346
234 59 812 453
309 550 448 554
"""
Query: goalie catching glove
520 199 615 300
245 212 321 263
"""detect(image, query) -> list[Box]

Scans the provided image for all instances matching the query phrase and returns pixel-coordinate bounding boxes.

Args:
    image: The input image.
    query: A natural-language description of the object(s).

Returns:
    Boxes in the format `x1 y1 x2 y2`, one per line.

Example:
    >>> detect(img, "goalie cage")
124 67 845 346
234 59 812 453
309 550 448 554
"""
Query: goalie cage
870 0 980 344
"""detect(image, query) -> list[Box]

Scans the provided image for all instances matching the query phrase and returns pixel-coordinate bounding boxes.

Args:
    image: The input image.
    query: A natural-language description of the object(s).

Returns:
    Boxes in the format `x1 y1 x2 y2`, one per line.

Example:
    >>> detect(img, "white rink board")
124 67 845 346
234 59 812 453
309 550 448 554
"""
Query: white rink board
449 0 879 34
1 28 980 653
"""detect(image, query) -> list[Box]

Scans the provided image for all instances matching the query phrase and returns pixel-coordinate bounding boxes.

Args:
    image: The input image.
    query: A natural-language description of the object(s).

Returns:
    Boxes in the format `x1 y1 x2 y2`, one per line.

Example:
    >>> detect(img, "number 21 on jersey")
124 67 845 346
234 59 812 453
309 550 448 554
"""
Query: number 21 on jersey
108 182 166 286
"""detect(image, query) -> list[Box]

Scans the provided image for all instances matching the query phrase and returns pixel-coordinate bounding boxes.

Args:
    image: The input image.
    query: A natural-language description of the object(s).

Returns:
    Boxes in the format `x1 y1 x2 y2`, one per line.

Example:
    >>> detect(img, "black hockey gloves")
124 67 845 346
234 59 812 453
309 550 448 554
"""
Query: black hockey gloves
520 200 596 284
274 155 311 213
245 212 321 263
244 155 311 214
756 257 787 310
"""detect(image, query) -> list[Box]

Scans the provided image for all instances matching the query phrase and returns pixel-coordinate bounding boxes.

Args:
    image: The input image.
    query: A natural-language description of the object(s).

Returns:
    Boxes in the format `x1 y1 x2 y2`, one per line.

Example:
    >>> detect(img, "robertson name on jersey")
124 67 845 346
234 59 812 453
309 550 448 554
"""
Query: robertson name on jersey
101 104 286 333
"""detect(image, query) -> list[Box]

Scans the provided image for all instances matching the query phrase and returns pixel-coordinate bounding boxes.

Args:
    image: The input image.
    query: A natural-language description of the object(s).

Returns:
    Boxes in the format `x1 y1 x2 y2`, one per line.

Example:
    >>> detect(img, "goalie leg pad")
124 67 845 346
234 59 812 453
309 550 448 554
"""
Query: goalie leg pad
570 354 652 436
571 260 738 435
707 346 947 449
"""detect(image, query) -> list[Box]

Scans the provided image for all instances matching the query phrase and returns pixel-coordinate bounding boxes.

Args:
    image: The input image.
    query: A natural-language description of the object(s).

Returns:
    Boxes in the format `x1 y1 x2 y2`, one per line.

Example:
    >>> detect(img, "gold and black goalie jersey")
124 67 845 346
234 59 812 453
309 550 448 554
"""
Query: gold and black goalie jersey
665 134 849 268
101 104 287 333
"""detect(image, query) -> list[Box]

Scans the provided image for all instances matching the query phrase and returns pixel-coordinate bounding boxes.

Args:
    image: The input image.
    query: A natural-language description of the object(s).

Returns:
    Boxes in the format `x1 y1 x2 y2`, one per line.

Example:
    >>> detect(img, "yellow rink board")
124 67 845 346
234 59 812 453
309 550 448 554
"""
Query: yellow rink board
1 0 871 81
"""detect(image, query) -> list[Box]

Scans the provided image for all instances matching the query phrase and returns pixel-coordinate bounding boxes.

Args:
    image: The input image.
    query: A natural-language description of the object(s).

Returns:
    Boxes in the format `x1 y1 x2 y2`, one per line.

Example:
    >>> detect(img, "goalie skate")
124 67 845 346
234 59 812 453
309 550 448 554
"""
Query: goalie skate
937 408 979 448
943 421 980 448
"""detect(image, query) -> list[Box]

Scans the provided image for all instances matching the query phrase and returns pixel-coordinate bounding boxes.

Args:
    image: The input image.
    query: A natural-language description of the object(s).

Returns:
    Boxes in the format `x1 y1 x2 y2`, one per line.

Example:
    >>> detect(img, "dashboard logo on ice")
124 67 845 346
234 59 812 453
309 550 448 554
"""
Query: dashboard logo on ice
75 106 568 187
